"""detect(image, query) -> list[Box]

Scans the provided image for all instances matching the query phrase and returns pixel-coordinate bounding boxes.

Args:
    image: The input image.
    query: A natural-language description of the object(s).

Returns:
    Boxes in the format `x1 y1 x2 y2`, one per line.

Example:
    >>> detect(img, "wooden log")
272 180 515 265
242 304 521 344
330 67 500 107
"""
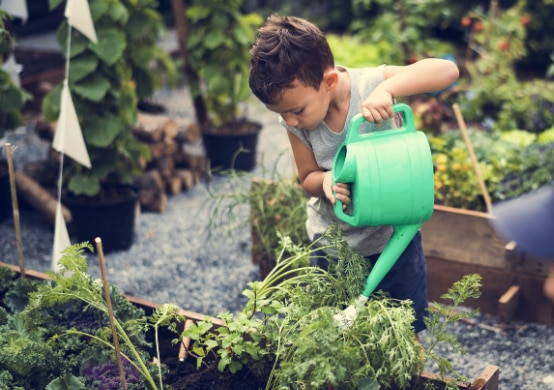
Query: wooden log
163 138 179 157
134 112 177 143
14 170 71 225
149 138 179 158
165 175 182 195
22 159 60 189
175 169 195 190
155 157 175 180
134 170 167 213
149 142 166 160
181 143 206 181
498 285 520 324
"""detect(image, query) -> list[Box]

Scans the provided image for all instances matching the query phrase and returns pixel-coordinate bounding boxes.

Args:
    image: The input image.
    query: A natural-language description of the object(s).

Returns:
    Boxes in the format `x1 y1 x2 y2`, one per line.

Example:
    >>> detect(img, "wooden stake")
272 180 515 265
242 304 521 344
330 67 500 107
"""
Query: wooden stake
452 104 493 214
178 319 194 361
5 143 25 276
95 237 128 390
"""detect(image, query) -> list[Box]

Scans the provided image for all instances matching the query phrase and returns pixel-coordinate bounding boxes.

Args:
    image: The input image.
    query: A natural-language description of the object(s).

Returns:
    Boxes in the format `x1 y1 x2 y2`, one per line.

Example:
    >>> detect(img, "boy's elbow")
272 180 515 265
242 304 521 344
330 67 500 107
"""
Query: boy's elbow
446 61 460 83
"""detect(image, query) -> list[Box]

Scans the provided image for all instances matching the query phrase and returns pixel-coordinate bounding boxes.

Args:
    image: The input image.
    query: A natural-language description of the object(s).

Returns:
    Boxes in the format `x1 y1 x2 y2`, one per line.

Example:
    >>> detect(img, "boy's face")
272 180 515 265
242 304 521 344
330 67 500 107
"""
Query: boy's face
265 79 330 131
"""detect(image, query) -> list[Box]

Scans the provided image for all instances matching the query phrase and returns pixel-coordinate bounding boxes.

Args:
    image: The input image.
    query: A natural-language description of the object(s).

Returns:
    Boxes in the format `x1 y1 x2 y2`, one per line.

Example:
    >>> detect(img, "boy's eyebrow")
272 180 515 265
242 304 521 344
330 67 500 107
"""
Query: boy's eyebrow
281 105 304 114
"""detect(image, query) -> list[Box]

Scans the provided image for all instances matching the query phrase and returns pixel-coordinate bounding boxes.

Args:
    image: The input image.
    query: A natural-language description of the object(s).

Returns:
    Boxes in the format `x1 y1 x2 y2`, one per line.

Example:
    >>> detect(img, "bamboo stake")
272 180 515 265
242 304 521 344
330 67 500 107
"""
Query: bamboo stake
5 143 25 276
95 237 128 390
452 104 493 214
178 319 194 362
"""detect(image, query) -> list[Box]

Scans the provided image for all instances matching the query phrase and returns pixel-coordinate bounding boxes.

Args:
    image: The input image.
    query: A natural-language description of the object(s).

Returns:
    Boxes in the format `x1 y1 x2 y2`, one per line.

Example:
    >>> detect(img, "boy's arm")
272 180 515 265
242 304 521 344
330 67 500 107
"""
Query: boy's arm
287 131 350 206
361 58 459 123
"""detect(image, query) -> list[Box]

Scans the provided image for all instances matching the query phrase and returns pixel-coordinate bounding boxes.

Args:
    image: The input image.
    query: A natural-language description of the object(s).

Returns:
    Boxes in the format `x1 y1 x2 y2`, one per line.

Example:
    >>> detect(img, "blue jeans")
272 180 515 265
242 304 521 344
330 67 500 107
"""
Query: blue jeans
311 231 428 333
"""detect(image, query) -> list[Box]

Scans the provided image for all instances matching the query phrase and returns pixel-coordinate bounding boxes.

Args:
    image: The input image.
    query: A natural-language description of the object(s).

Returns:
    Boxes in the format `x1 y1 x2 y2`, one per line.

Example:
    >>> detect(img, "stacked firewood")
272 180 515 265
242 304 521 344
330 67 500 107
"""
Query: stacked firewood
23 112 206 224
132 112 206 212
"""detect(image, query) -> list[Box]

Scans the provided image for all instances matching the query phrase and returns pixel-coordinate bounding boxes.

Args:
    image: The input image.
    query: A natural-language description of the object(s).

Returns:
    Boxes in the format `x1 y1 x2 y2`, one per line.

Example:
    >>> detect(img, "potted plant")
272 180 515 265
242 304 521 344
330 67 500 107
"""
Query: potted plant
0 9 32 222
41 0 176 252
171 0 263 172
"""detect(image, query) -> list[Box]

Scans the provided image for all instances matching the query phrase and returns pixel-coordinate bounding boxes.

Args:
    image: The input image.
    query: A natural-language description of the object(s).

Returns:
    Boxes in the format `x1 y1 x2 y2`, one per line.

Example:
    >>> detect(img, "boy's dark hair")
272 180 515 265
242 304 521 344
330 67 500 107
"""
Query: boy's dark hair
249 14 335 105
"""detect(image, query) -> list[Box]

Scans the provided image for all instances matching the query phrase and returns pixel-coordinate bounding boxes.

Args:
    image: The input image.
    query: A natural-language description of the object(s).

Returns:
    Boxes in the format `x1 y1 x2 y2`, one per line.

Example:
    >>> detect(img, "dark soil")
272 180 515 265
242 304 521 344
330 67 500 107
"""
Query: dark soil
208 119 262 135
165 359 269 390
152 329 269 390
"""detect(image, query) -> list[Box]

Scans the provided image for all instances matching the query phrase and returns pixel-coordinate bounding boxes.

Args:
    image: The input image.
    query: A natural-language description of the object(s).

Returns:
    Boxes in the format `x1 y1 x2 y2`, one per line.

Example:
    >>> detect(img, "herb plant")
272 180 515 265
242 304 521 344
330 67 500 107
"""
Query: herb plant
421 274 483 384
204 166 309 278
185 227 483 389
430 128 554 211
0 243 185 390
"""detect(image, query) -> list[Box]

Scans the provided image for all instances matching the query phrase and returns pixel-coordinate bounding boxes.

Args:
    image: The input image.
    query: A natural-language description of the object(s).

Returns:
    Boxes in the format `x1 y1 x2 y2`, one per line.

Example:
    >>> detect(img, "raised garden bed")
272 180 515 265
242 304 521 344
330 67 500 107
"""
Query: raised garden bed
422 205 554 324
0 259 499 390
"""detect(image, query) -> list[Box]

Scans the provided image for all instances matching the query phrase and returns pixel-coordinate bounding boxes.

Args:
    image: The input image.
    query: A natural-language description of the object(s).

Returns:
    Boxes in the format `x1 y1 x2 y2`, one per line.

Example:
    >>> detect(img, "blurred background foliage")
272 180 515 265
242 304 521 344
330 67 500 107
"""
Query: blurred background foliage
5 0 554 211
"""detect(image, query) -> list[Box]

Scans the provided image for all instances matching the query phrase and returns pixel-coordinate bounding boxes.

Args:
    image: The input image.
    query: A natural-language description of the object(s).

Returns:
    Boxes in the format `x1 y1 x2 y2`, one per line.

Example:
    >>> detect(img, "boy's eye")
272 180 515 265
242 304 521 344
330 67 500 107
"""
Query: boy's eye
293 108 304 115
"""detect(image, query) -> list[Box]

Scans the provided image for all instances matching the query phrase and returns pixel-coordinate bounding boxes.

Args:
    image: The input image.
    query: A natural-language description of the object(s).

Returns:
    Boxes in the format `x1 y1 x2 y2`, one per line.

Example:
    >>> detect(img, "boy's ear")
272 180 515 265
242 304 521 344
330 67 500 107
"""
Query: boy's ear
323 69 339 91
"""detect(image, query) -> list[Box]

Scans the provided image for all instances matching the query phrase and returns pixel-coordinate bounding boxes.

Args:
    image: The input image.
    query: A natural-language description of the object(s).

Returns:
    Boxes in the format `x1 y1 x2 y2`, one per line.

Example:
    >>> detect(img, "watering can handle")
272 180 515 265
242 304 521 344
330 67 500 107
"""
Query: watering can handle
345 103 416 144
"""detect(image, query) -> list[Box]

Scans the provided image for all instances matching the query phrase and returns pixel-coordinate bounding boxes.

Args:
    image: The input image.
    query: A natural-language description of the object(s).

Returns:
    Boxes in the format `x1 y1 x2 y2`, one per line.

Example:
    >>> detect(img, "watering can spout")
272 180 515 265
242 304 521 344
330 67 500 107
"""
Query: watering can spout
334 223 422 329
361 224 422 298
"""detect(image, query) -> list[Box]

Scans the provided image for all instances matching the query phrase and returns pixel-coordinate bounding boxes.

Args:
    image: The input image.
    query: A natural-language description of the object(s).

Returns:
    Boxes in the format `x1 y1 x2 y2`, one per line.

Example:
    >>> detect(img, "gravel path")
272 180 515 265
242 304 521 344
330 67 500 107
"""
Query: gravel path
1 86 553 390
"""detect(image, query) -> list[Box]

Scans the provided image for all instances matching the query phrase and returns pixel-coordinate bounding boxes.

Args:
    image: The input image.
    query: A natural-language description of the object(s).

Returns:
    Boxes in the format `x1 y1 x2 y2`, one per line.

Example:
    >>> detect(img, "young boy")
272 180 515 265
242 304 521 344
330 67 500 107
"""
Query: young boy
249 14 459 333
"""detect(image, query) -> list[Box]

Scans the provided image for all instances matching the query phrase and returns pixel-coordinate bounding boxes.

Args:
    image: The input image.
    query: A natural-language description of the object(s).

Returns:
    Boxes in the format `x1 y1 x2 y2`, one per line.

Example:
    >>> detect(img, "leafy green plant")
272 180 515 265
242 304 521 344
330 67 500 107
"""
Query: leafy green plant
422 274 482 381
326 33 386 67
121 0 177 102
0 10 32 142
181 0 263 131
460 0 554 134
204 166 309 278
349 0 456 64
24 243 186 390
41 0 178 197
185 228 483 389
0 244 186 389
430 127 554 211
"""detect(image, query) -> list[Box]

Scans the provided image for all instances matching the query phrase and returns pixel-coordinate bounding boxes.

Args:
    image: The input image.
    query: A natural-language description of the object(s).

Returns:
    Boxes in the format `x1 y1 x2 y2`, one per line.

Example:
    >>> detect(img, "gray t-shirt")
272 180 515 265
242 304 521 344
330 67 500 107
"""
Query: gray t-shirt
282 65 394 257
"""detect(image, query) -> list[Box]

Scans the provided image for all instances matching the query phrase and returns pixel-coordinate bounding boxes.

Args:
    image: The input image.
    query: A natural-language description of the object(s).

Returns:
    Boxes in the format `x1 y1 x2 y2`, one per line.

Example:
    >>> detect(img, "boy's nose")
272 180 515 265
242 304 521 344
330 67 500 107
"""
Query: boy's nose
284 115 299 128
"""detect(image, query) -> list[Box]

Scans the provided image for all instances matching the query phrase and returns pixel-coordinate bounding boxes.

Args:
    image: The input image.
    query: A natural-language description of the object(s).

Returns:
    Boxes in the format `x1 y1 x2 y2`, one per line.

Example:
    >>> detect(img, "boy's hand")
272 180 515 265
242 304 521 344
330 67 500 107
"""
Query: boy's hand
361 89 394 124
323 171 351 209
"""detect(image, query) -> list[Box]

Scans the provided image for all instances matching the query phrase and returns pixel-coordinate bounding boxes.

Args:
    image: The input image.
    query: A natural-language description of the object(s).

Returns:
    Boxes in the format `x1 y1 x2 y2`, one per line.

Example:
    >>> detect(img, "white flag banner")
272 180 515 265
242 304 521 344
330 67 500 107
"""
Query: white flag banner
64 0 98 43
0 0 28 23
2 54 22 87
53 80 91 168
52 203 71 272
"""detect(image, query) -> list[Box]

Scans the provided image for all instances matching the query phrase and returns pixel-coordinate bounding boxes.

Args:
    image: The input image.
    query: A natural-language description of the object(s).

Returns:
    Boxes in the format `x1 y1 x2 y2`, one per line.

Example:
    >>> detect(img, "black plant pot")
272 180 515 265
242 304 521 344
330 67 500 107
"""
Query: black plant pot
202 123 262 172
62 186 140 253
0 161 11 222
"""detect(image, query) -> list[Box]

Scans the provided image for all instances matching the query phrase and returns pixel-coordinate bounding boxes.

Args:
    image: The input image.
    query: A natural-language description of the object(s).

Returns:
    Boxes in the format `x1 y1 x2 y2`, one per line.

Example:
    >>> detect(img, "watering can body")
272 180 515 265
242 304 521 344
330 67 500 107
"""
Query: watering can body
332 103 434 299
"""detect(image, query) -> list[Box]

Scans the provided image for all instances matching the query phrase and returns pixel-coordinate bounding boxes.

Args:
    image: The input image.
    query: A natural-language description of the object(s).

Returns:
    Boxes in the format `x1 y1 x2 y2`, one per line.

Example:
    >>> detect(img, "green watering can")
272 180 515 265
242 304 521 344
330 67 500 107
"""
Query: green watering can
332 103 435 328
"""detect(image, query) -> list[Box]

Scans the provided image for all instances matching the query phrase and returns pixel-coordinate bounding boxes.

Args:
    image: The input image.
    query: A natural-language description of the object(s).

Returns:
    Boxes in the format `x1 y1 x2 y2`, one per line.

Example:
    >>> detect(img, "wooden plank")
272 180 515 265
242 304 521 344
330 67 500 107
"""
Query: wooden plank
416 371 471 389
0 261 225 326
415 365 499 390
125 295 225 326
504 242 552 276
427 256 554 324
469 365 499 390
422 205 506 269
498 285 520 323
